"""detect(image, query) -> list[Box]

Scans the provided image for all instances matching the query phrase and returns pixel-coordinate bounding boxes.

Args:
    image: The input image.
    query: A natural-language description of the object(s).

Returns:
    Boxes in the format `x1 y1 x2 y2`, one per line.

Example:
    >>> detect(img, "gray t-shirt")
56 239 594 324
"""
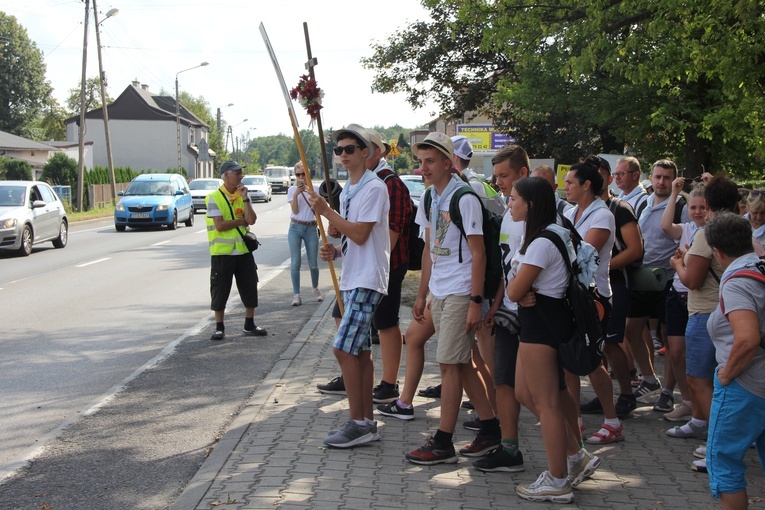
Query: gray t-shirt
707 256 765 398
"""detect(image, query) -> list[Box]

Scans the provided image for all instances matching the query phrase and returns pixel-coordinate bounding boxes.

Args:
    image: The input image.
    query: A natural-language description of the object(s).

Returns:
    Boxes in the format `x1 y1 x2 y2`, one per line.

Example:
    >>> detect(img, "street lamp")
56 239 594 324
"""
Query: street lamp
93 2 118 204
176 61 209 171
216 103 233 134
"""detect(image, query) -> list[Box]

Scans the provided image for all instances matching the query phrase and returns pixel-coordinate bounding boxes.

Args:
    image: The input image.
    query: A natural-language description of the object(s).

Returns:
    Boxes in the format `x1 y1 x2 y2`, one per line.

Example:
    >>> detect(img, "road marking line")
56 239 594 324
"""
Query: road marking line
75 257 110 267
152 240 170 246
0 258 293 484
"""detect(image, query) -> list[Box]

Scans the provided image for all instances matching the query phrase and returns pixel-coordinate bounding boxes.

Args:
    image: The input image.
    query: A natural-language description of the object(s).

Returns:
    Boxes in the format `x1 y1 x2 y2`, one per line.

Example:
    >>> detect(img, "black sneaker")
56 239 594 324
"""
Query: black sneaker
461 400 475 410
417 385 441 399
373 382 400 404
243 325 268 337
376 401 414 421
615 394 637 419
580 397 604 414
633 379 662 403
317 376 346 395
463 417 481 431
459 434 501 457
652 391 675 412
210 330 224 341
473 447 525 472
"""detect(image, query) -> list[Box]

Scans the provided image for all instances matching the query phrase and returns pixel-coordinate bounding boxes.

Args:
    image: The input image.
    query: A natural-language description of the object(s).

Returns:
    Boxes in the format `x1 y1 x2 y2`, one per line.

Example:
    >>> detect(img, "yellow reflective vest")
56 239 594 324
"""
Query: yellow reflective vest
205 188 249 255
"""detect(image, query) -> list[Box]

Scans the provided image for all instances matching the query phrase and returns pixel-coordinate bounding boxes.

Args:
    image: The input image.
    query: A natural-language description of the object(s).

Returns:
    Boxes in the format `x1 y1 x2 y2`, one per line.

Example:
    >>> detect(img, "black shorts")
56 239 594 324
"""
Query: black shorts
605 281 629 343
518 293 571 391
627 280 672 320
494 324 519 387
373 263 407 330
664 286 689 336
594 291 613 343
210 254 259 311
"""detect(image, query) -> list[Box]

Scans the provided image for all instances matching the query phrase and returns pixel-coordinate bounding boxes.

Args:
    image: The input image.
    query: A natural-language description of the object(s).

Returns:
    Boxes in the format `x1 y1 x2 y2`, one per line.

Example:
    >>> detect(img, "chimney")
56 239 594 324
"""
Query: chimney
141 84 149 91
132 80 140 88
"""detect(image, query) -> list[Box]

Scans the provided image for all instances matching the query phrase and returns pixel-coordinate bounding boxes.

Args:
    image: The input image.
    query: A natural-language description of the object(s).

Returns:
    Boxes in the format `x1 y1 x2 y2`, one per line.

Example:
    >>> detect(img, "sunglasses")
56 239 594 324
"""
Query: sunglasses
750 190 765 199
333 145 363 156
295 172 305 177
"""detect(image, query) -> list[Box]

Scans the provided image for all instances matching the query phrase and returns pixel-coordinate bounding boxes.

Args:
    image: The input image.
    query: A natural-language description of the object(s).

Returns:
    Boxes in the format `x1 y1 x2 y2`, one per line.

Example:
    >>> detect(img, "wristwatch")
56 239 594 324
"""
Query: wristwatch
469 295 483 304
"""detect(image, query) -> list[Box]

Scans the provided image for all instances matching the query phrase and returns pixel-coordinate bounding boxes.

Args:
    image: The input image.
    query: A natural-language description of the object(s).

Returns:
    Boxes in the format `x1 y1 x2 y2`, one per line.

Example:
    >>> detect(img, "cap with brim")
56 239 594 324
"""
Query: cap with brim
367 129 390 157
451 135 473 160
641 179 653 189
332 124 375 160
220 160 243 175
413 132 454 161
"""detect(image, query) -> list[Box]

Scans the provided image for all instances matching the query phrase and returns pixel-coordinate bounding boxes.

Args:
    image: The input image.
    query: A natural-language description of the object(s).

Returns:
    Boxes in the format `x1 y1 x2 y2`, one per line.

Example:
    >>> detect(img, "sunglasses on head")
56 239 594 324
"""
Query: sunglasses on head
750 190 765 199
333 145 363 156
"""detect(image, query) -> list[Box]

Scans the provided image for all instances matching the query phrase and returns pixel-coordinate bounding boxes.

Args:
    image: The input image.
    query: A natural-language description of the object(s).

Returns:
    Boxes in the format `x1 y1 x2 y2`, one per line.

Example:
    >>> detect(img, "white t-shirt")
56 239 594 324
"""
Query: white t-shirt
500 212 524 311
416 188 483 299
671 222 701 292
565 201 615 298
510 236 570 299
339 178 390 294
287 184 319 223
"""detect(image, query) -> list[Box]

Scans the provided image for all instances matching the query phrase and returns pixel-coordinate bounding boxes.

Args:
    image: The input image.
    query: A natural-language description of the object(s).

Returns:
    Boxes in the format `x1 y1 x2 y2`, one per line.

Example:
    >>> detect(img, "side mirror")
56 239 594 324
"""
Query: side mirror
117 191 124 196
175 190 184 196
31 200 46 209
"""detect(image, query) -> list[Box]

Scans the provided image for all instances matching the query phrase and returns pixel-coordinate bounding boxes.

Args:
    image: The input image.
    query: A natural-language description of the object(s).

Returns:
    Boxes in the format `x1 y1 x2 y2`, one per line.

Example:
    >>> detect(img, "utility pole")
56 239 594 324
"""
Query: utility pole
93 1 118 205
76 0 90 212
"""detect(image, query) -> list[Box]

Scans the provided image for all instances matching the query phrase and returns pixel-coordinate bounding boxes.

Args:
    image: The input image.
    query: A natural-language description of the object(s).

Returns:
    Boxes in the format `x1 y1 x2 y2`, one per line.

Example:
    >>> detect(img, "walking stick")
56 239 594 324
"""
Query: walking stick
259 22 343 314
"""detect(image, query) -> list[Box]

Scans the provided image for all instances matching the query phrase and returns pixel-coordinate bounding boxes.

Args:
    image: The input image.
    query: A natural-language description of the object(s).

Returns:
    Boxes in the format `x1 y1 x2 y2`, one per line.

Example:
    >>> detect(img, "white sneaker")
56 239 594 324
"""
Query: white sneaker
312 288 323 302
291 294 301 306
516 471 574 503
568 448 601 487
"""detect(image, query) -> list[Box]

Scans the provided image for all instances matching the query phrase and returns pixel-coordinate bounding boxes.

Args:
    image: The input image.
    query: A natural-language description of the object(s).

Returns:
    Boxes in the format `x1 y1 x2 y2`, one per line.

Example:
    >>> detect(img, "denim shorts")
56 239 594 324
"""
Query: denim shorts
707 374 765 498
685 313 717 378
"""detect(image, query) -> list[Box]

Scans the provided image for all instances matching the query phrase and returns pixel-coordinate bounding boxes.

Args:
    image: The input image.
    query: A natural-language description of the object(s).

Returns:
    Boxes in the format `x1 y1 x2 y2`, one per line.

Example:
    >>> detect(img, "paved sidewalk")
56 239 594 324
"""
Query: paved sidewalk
171 299 765 509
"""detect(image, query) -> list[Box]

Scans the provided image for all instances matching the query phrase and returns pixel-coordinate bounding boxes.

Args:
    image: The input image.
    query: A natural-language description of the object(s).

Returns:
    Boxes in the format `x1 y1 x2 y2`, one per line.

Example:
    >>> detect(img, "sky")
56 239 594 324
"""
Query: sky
2 0 438 139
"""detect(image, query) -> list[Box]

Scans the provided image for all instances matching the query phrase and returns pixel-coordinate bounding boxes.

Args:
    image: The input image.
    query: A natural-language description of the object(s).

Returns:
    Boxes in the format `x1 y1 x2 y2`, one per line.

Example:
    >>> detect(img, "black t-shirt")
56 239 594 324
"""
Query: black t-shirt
607 197 641 284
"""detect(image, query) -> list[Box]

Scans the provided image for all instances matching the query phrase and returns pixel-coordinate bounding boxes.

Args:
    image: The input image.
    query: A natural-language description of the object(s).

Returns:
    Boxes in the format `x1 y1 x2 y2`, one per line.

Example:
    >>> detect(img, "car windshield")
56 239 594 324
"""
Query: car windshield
189 180 220 191
125 181 173 196
402 179 426 194
242 177 266 185
0 185 26 206
264 168 288 177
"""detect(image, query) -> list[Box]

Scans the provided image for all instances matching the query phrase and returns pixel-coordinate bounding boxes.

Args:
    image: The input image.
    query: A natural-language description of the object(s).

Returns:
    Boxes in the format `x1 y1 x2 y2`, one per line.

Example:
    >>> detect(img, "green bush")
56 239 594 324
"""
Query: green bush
3 159 33 180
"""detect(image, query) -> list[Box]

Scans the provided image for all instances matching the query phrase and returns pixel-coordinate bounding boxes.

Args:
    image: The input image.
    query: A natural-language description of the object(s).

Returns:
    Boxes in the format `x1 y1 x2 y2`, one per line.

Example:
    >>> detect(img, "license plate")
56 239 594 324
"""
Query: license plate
131 213 150 219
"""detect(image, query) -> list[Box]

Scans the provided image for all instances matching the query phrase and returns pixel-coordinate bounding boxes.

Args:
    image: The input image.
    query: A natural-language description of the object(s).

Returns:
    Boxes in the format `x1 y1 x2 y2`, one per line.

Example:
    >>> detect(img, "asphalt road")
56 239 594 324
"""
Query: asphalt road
0 195 335 509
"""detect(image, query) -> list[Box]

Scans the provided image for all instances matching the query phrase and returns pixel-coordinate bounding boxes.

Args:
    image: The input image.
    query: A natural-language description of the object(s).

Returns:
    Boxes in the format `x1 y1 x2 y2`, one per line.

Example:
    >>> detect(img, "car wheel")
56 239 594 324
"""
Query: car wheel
168 210 178 230
268 195 272 202
17 224 33 256
184 209 194 227
52 220 68 248
115 224 126 232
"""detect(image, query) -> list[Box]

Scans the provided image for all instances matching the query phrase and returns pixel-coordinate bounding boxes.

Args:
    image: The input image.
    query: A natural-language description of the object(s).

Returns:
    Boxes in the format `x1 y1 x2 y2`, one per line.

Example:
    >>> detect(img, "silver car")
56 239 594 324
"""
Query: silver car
0 180 68 256
189 178 224 213
242 175 272 203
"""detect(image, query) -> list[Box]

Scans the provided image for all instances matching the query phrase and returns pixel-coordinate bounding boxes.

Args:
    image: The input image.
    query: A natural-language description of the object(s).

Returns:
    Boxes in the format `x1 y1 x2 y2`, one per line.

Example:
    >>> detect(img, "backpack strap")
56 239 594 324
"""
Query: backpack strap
557 200 568 215
449 186 480 263
538 230 576 276
634 196 649 218
719 264 765 317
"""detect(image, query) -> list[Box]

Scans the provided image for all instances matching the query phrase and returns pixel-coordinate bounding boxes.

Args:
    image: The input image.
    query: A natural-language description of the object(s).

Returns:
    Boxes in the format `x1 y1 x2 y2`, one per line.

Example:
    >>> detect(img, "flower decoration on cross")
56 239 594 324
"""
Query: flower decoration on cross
290 74 324 121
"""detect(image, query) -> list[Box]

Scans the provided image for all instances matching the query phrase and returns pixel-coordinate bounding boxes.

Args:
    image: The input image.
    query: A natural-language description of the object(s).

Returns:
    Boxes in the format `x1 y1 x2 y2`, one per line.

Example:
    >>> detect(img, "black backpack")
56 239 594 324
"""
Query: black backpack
380 171 423 271
539 225 604 376
423 186 503 299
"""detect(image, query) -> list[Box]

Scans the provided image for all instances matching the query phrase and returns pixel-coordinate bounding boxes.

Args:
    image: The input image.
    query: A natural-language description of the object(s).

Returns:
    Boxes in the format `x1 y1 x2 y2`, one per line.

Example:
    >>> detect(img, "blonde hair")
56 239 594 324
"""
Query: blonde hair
294 161 304 171
747 187 765 213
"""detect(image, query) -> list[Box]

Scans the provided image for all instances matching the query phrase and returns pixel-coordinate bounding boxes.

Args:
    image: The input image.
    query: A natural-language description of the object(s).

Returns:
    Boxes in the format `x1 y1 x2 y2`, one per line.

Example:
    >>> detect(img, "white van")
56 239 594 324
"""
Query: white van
263 166 293 193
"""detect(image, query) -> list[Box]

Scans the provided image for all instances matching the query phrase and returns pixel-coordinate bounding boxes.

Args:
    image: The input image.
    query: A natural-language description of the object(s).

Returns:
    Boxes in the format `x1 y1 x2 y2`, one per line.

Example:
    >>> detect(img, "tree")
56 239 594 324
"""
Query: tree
41 152 77 186
251 135 294 168
0 12 54 137
66 76 112 115
363 0 765 177
33 99 68 141
3 159 32 180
